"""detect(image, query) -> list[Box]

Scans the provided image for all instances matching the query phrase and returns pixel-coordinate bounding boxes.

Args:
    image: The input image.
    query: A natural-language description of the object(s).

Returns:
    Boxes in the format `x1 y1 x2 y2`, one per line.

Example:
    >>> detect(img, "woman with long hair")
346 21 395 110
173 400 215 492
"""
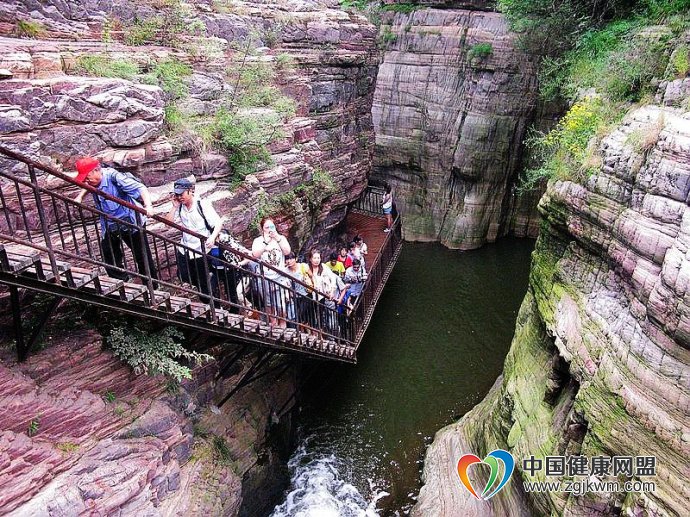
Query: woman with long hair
251 217 291 327
303 248 344 335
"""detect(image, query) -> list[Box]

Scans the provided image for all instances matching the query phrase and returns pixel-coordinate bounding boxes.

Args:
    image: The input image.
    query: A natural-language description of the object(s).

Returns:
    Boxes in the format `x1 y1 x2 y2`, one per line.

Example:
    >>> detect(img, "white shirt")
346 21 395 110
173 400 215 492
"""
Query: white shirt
174 198 221 253
252 236 285 280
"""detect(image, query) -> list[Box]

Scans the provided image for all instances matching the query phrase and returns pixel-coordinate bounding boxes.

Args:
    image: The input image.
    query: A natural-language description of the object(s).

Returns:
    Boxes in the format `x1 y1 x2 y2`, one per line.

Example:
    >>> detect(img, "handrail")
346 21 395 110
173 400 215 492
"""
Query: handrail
0 147 403 357
0 146 355 347
0 145 332 300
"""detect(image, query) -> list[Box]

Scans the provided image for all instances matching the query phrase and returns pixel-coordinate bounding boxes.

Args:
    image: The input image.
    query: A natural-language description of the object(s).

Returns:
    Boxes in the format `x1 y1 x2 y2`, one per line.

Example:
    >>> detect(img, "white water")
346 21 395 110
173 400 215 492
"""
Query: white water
271 437 389 517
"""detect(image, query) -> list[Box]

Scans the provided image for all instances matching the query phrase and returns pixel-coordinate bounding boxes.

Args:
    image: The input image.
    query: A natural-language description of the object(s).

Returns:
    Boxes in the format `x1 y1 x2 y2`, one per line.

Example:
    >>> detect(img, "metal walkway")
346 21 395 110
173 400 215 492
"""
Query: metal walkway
0 147 402 364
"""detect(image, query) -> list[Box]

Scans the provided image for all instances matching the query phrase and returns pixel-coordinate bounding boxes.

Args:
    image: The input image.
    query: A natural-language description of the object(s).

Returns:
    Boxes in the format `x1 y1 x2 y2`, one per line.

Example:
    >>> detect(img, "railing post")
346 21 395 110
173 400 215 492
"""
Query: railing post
134 210 157 306
28 165 60 281
199 238 216 321
10 286 27 362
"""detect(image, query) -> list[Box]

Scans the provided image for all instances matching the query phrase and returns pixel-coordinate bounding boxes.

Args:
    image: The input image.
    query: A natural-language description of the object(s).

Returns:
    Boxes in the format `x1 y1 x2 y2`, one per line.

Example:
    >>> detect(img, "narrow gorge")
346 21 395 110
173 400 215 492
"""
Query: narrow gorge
0 0 688 516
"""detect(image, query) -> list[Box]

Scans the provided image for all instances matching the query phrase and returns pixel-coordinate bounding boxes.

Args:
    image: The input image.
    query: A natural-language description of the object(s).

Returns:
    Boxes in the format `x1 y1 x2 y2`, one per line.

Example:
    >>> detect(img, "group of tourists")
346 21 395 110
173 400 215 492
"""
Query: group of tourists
72 157 390 337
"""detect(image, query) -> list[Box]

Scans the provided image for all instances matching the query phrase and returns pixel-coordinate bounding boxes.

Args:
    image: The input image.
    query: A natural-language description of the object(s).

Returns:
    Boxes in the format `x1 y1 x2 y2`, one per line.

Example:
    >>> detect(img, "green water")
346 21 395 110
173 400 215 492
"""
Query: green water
288 239 535 514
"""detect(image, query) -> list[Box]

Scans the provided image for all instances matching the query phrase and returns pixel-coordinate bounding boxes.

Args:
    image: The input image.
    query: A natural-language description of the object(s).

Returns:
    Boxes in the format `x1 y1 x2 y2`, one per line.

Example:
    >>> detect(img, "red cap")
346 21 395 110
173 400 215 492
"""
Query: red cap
74 157 100 183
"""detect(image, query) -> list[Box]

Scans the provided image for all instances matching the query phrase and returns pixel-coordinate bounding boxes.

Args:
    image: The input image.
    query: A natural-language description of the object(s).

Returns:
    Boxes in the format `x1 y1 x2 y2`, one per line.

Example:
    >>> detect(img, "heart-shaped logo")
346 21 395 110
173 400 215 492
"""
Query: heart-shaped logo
456 449 515 500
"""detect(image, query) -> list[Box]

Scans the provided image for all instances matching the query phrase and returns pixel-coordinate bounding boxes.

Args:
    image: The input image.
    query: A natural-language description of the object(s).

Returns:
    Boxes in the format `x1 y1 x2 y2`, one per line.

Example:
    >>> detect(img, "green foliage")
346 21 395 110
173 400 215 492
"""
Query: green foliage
378 26 396 48
75 55 140 80
499 0 689 59
468 43 493 61
381 2 419 14
212 435 232 463
670 45 690 78
142 59 193 100
193 423 210 438
210 108 280 178
339 0 372 10
108 325 212 382
275 53 294 72
104 390 116 403
521 97 612 190
123 0 203 47
28 417 40 437
164 104 184 132
16 20 44 38
249 168 338 230
124 17 161 45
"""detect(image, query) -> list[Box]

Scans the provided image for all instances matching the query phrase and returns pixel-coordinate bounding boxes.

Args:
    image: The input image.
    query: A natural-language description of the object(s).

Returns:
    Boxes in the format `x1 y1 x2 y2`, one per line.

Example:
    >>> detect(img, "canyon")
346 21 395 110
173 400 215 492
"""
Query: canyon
0 0 689 515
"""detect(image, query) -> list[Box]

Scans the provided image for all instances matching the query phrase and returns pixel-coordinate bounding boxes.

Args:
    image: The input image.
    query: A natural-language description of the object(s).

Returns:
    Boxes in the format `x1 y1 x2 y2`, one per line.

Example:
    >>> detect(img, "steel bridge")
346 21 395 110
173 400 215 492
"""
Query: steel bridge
0 146 402 364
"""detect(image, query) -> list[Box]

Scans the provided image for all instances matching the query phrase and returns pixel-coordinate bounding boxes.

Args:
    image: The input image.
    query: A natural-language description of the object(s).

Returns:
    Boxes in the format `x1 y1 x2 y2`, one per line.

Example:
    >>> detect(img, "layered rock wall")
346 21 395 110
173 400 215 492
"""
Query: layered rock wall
0 326 298 515
372 4 545 250
414 92 690 514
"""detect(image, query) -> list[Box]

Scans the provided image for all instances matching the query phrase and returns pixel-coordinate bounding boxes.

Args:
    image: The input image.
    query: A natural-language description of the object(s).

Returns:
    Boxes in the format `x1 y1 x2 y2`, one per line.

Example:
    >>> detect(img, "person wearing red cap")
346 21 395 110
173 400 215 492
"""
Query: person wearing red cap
73 157 157 282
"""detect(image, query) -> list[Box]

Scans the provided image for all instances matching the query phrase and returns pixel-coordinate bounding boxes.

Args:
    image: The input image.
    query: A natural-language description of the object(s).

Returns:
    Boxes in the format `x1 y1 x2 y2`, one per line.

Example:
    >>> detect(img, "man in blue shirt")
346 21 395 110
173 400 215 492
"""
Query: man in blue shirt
74 157 157 282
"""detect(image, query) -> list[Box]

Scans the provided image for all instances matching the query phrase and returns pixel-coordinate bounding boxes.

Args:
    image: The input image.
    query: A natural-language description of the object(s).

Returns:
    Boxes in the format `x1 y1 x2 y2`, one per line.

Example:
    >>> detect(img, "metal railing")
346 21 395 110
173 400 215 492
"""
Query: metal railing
0 146 363 357
348 186 402 346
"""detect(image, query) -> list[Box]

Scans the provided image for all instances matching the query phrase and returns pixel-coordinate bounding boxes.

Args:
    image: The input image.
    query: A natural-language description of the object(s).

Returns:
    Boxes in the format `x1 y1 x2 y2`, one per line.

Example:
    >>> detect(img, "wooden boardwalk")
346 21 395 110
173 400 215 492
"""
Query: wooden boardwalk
0 145 403 363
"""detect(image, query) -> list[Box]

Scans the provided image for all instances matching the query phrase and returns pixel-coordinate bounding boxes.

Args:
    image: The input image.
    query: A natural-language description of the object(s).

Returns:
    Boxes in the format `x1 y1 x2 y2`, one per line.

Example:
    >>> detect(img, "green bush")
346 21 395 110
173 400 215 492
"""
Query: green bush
16 20 44 38
521 97 613 189
381 2 419 14
108 325 212 382
164 104 184 132
211 108 280 178
378 26 396 48
75 55 140 80
142 59 193 100
671 45 690 78
124 17 161 45
468 43 493 61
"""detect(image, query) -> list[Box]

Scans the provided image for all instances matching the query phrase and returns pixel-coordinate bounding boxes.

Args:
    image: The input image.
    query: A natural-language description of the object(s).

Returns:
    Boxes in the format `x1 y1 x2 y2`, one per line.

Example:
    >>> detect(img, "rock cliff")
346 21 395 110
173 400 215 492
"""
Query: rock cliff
0 322 298 516
413 84 690 514
372 3 546 250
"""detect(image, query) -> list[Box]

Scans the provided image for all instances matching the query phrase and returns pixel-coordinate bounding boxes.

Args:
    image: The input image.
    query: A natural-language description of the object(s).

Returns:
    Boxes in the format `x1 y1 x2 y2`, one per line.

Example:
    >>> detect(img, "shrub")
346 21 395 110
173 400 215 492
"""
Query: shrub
142 59 193 100
108 325 212 382
378 26 396 48
75 55 140 80
211 108 280 178
382 2 419 14
28 417 40 437
16 20 44 38
521 97 610 189
124 17 161 45
340 0 372 10
625 114 665 153
164 104 184 132
468 43 493 61
670 44 690 78
212 435 232 463
275 53 294 72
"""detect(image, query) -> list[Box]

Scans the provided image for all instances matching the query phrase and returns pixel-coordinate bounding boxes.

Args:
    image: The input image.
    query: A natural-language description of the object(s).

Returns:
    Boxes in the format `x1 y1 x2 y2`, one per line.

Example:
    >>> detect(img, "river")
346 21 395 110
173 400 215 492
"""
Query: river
272 238 535 516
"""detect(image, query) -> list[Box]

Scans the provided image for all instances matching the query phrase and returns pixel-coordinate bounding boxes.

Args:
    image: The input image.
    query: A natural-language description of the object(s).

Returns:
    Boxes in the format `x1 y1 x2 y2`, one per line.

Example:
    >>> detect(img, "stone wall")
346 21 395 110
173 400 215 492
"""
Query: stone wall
413 90 690 515
372 5 548 250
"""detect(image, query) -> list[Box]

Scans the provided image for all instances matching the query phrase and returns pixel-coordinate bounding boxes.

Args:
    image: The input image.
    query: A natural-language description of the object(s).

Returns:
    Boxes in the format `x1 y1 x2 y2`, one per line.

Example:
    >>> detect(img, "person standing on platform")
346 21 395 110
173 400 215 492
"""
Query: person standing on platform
252 217 291 327
164 178 225 303
73 157 158 282
382 184 394 233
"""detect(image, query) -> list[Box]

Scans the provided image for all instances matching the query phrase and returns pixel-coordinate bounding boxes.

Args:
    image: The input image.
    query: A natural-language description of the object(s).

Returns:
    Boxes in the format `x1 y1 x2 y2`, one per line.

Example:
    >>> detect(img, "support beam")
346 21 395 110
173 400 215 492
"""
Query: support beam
10 286 26 362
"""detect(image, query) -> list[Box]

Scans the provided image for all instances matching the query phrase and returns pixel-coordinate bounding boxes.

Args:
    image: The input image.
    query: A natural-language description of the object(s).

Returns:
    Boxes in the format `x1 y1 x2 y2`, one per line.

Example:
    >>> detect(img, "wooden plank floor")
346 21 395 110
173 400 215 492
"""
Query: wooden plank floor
344 211 389 266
